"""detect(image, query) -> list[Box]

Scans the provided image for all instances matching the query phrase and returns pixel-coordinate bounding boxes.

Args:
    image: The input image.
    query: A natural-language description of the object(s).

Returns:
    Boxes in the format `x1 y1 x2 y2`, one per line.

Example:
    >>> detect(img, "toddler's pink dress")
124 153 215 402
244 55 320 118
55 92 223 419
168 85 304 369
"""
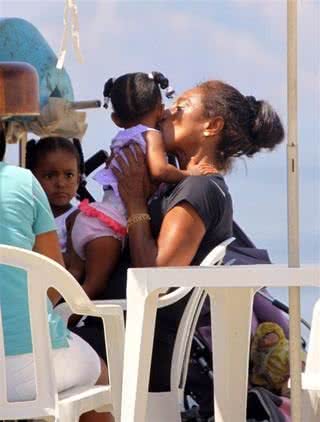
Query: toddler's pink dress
72 124 158 259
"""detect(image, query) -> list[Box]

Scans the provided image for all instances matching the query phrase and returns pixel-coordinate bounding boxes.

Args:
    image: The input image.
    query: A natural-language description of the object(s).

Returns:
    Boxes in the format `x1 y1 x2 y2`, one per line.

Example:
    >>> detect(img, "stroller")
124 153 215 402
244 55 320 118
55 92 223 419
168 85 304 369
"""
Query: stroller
182 222 294 422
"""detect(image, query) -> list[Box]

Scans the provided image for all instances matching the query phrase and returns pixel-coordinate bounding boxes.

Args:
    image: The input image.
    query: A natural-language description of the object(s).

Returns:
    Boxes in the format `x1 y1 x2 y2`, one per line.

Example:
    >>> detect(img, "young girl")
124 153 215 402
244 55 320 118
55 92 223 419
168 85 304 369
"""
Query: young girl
70 71 212 303
26 137 83 270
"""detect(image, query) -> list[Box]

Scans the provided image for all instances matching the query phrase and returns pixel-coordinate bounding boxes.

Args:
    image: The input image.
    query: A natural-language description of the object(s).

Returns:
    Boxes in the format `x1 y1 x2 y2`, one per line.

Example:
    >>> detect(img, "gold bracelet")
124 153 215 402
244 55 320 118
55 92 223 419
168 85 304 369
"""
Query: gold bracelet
127 213 151 230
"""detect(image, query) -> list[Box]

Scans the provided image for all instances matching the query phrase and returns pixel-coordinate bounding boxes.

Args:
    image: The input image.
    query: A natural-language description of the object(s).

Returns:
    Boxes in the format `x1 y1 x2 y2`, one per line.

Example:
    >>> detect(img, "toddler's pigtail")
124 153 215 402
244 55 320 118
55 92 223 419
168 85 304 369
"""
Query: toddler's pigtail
72 139 85 175
72 138 94 202
103 78 114 109
151 71 175 99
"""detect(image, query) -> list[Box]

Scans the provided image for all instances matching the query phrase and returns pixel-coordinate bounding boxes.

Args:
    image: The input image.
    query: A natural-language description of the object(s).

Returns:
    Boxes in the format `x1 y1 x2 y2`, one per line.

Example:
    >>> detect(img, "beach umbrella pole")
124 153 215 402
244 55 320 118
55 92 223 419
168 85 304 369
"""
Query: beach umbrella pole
287 1 302 420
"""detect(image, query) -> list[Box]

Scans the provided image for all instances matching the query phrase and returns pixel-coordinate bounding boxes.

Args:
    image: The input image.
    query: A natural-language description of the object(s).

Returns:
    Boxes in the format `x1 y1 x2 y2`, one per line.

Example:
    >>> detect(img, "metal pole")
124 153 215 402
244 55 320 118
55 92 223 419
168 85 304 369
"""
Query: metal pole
19 138 26 168
287 1 302 421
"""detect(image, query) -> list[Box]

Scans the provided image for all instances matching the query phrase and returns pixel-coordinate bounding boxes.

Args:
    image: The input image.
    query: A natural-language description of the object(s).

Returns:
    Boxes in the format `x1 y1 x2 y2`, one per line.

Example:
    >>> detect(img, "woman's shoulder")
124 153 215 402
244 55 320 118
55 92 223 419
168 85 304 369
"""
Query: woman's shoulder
173 174 229 199
158 174 231 232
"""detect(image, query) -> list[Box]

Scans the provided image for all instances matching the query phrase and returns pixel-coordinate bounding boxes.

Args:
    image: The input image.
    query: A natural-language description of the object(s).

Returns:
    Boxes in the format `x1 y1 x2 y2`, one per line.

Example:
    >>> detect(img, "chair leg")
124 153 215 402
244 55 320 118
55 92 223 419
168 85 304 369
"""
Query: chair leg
121 271 160 422
58 405 78 422
302 389 320 422
207 287 255 422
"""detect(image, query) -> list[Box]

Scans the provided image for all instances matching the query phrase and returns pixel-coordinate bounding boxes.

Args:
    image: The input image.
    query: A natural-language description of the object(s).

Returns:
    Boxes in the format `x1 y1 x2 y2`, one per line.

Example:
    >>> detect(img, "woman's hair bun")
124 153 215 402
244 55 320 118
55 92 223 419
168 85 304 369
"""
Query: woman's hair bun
246 96 284 154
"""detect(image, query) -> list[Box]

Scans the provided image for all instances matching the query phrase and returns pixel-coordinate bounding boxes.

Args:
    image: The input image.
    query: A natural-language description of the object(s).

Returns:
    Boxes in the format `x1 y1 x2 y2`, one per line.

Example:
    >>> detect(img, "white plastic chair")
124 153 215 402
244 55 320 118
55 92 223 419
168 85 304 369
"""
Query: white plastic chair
0 245 124 422
55 237 233 421
144 237 234 421
301 297 320 421
123 264 319 422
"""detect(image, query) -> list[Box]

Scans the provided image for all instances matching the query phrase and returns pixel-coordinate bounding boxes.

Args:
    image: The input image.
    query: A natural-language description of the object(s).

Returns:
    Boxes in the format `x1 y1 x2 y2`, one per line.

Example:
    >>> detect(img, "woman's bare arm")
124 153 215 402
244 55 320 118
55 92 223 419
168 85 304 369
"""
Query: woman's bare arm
128 201 205 267
113 145 206 267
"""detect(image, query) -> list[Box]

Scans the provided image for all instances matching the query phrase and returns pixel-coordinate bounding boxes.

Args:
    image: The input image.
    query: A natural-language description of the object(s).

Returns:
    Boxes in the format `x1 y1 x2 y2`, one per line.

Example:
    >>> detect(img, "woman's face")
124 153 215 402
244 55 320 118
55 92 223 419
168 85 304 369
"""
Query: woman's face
160 88 207 153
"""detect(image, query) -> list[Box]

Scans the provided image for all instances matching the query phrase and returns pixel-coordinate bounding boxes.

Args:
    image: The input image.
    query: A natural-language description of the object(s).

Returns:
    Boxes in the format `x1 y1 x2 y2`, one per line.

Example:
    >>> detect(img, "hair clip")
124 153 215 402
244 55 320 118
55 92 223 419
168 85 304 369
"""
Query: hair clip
103 78 115 109
165 86 175 99
148 72 154 80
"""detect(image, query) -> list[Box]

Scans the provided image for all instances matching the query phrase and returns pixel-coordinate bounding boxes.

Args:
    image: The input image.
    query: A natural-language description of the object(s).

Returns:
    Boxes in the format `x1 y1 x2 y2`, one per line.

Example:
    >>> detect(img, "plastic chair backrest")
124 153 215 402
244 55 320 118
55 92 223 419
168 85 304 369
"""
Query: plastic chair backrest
0 245 96 417
305 298 320 374
168 237 234 390
157 237 234 310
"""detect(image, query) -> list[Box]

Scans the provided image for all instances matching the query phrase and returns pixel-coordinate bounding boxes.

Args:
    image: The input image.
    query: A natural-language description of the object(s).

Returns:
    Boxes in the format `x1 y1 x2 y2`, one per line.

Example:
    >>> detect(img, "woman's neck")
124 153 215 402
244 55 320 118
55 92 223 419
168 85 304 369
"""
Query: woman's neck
176 149 220 173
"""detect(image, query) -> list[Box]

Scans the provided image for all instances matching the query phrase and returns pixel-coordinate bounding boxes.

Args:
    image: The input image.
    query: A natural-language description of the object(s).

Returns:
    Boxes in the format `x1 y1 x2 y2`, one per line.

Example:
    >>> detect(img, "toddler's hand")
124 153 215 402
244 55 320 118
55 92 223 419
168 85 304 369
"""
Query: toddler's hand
105 152 114 169
189 163 216 176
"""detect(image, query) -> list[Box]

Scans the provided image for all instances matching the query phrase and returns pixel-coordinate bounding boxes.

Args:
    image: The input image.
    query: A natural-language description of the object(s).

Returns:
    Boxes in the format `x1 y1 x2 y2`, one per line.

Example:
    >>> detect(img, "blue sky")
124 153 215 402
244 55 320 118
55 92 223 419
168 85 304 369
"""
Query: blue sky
1 0 319 264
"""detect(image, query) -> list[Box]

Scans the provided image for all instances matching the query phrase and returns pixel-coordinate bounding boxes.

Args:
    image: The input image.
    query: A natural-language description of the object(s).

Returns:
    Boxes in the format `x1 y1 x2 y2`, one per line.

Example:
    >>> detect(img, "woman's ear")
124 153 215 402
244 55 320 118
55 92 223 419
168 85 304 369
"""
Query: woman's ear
203 117 224 137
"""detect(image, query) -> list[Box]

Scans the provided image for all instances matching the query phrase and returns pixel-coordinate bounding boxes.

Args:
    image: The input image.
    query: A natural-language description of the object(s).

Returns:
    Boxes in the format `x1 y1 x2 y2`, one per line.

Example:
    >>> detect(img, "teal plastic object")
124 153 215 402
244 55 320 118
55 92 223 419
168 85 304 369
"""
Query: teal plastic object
0 17 74 109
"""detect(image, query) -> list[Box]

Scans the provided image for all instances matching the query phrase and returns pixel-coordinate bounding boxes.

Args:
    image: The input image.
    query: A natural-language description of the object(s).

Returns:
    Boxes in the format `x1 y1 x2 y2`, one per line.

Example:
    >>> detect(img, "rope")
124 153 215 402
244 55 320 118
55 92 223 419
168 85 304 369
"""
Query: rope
57 0 84 69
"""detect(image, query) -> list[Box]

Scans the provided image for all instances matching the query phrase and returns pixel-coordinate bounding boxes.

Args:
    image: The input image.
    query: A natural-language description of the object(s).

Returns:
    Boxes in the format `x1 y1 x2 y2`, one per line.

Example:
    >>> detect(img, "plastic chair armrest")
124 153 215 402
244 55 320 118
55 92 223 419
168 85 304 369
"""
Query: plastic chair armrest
92 299 127 311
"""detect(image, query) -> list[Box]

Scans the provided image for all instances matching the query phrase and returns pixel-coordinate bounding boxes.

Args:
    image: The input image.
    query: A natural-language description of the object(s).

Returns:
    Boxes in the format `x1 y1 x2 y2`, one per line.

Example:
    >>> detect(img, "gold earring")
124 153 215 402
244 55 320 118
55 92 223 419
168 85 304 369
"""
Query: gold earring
203 130 210 137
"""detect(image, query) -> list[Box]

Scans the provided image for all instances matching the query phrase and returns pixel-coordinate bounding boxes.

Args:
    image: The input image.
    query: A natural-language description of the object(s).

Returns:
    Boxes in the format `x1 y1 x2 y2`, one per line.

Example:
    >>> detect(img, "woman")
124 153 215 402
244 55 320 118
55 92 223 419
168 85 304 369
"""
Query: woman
0 126 111 422
82 80 284 391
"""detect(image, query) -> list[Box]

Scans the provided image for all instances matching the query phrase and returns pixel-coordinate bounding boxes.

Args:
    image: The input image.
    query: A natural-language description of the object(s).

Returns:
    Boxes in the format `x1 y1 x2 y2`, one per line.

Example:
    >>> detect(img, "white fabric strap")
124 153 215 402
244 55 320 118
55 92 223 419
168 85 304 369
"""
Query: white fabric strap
70 0 84 64
57 0 83 69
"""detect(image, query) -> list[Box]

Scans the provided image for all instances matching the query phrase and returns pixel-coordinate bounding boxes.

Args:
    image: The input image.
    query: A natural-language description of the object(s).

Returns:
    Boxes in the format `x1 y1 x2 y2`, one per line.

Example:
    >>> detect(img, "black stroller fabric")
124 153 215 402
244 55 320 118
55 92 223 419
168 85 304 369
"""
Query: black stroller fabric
247 387 285 422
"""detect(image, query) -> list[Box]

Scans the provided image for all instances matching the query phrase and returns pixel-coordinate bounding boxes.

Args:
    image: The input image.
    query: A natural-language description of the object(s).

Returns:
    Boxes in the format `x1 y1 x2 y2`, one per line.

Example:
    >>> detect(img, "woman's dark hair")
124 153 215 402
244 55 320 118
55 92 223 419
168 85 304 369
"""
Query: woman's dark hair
26 136 84 175
103 71 172 124
0 125 6 161
198 81 285 171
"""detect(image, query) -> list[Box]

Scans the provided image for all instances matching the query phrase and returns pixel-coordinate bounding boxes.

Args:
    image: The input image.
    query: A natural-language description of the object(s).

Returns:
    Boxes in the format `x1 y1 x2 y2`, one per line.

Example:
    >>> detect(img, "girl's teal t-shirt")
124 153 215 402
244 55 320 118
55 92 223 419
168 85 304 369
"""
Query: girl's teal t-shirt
0 162 69 356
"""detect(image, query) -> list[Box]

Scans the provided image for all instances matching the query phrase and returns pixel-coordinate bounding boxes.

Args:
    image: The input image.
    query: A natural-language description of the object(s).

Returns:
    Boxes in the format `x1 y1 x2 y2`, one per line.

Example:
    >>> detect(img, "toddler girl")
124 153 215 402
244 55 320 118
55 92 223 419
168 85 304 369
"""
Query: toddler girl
73 72 209 259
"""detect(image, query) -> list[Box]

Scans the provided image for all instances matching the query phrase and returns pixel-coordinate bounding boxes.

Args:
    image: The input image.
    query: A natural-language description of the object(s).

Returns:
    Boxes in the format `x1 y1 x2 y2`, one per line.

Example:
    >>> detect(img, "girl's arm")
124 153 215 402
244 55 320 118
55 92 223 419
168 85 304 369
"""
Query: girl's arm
67 209 122 300
67 236 121 327
145 131 192 183
68 236 121 300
